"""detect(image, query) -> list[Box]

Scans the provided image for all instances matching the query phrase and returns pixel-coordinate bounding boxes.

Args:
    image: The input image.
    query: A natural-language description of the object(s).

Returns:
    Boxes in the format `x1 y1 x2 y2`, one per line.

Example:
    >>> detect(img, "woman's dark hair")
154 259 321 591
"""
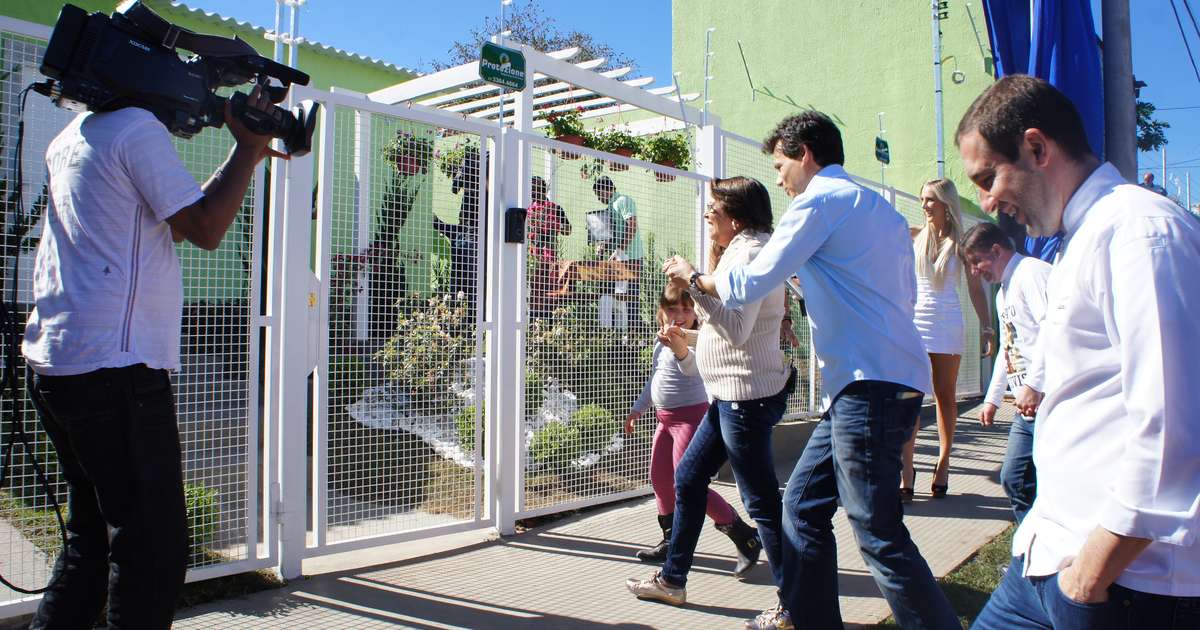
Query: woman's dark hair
658 284 698 330
711 176 773 233
955 74 1094 162
531 175 548 200
762 110 845 166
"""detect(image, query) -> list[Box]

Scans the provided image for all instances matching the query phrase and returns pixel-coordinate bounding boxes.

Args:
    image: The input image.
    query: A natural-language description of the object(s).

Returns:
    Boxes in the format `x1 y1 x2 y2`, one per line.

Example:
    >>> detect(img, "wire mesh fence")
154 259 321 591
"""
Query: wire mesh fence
312 104 488 547
720 133 821 418
0 25 264 602
519 142 700 514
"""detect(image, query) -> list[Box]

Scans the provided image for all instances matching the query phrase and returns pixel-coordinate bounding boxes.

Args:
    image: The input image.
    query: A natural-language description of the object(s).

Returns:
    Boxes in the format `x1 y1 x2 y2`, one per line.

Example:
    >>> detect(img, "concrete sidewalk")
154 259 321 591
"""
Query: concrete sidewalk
176 400 1017 629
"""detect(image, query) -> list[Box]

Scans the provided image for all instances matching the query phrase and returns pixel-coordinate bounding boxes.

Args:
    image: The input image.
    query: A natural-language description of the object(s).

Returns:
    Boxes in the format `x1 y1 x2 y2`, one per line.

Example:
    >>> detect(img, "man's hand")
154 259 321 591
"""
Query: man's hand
980 402 997 427
225 83 289 163
1057 562 1109 604
624 411 642 434
662 255 696 289
1014 385 1043 418
980 328 996 357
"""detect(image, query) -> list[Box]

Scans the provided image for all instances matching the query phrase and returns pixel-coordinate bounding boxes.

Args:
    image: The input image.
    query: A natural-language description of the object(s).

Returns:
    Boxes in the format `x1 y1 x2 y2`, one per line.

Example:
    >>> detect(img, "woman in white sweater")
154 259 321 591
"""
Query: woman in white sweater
626 176 793 606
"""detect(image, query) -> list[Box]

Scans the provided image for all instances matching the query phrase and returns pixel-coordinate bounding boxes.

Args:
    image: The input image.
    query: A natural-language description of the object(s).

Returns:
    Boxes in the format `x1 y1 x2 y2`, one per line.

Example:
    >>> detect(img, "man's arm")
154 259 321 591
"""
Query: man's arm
714 196 831 308
166 85 283 251
1066 228 1200 599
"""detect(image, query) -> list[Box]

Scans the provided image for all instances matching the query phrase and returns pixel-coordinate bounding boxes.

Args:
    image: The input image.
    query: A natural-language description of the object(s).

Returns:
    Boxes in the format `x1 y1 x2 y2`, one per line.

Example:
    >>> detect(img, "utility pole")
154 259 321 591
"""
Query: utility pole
931 0 947 178
1102 0 1136 180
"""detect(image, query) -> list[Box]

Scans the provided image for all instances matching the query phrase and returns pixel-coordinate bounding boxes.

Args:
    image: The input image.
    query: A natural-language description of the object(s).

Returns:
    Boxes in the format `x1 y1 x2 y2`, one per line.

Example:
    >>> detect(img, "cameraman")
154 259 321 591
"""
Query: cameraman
22 85 281 629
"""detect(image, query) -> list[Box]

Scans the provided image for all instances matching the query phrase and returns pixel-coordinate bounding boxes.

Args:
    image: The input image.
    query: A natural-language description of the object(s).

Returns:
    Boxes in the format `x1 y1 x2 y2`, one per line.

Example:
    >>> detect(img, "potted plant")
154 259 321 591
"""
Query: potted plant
384 129 435 176
543 107 588 159
435 140 477 180
592 128 642 171
638 132 691 182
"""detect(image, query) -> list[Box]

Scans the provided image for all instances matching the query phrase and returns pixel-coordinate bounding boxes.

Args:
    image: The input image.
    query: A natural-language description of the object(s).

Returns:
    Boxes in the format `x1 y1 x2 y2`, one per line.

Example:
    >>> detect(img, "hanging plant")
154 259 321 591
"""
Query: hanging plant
637 132 690 182
384 129 435 176
592 128 642 171
544 107 590 159
435 140 477 180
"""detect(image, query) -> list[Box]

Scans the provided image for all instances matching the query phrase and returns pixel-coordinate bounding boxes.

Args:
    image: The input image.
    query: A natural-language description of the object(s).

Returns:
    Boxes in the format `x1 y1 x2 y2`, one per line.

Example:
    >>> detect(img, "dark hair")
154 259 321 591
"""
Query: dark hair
593 176 615 195
711 176 773 233
762 111 844 166
955 74 1094 162
960 221 1014 259
658 284 698 329
531 175 548 200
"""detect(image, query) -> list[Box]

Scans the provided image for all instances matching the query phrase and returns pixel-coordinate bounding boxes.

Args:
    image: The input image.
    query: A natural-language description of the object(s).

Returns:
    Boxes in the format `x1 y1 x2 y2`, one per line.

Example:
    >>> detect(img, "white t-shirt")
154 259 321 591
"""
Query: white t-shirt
23 108 203 375
983 253 1051 409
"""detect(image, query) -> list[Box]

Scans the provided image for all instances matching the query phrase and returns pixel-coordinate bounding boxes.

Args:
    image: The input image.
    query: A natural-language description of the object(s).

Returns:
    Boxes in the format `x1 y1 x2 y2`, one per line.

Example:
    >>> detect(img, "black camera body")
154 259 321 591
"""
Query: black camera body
35 2 319 156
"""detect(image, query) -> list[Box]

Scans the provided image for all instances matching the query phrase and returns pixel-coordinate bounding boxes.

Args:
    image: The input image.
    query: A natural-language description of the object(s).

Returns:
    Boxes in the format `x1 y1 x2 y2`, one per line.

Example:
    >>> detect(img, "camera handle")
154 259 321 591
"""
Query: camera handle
227 91 290 137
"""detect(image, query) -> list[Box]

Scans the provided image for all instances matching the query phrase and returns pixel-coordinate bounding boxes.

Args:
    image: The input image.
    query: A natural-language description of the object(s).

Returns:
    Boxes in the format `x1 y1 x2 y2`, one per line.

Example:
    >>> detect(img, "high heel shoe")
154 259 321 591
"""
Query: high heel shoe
899 487 915 504
930 482 948 499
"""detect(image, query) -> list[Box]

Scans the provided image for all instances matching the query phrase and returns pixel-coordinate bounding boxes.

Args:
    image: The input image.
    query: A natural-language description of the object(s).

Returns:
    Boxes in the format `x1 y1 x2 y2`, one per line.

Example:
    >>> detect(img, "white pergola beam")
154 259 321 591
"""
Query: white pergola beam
367 47 588 106
448 74 652 118
520 43 705 125
417 58 609 108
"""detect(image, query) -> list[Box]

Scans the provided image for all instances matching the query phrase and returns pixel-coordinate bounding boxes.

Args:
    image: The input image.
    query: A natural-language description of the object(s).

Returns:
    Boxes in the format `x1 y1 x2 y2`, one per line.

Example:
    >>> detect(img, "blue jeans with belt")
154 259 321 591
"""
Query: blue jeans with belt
659 385 789 588
972 556 1200 630
779 380 959 629
1001 414 1037 524
27 365 188 630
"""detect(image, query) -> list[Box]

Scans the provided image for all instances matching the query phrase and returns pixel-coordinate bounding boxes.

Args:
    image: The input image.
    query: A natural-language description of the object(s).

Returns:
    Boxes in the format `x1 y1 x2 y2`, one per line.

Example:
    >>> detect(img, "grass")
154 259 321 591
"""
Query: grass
870 525 1015 628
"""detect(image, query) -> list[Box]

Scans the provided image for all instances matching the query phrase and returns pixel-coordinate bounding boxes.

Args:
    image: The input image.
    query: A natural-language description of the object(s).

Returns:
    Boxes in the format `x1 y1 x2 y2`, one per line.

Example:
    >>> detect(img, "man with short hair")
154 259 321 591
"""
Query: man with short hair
668 111 957 630
958 74 1200 628
961 221 1050 524
23 86 280 629
593 176 643 329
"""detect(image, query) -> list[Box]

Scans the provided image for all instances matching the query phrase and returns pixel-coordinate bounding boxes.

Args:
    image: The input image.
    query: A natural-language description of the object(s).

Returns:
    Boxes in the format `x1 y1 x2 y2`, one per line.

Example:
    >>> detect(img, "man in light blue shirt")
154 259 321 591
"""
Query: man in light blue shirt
668 111 955 630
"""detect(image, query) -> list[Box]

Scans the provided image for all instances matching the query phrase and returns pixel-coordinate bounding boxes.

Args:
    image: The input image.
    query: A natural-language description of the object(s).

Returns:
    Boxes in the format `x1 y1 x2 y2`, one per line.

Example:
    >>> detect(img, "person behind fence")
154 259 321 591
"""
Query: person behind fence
526 175 570 316
900 177 994 502
958 74 1200 630
623 284 761 573
668 112 958 630
21 86 281 629
626 176 791 607
432 146 487 301
960 221 1049 526
592 176 643 329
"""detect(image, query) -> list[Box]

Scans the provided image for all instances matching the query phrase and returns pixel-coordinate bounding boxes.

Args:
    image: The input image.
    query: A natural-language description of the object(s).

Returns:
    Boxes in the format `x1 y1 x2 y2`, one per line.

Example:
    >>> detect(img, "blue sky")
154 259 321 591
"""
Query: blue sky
184 0 1197 203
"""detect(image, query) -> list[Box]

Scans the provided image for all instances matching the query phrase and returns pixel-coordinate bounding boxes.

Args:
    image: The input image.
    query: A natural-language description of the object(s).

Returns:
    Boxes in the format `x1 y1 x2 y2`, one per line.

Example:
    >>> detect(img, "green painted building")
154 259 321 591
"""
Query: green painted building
671 0 996 215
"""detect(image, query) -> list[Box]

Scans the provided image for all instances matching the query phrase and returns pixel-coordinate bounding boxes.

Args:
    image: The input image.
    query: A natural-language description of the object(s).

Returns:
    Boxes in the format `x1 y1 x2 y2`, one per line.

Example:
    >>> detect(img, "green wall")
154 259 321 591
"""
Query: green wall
672 0 995 216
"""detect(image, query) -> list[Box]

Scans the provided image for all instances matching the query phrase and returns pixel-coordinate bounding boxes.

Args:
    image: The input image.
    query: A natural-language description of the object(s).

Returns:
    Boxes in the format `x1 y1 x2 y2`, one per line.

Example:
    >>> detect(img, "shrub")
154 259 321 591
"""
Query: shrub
376 293 475 415
455 404 482 453
186 482 220 550
573 404 617 455
529 421 581 470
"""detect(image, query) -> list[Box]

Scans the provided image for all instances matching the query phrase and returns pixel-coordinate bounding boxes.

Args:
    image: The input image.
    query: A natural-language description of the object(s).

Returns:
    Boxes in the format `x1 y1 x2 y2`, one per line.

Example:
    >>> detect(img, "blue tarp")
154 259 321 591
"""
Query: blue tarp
980 0 1105 158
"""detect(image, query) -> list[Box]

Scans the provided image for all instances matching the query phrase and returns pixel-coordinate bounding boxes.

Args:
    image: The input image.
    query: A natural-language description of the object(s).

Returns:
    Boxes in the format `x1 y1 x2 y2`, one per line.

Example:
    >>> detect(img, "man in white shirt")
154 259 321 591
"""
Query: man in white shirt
668 112 957 630
961 221 1050 524
958 74 1200 628
23 86 280 630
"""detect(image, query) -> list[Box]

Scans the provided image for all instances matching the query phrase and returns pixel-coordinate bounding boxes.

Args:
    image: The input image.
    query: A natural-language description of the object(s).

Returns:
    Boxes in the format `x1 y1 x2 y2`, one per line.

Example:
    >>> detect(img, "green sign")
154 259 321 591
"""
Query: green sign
875 136 890 165
479 42 527 91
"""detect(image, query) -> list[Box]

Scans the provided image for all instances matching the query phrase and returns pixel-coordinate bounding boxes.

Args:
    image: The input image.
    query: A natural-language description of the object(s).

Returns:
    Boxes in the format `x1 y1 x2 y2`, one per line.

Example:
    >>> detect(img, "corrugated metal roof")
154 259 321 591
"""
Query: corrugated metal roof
165 1 421 77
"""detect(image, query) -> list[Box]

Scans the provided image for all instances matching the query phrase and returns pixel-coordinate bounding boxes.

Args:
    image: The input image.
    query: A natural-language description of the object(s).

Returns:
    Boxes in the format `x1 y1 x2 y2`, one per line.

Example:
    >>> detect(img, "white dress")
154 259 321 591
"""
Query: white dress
913 252 965 356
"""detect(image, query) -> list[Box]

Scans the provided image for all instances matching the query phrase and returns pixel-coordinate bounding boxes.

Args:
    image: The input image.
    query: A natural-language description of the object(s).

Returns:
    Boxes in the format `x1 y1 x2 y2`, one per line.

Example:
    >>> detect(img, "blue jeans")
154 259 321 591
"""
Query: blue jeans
973 557 1200 630
780 380 959 629
1001 414 1037 524
660 387 788 588
27 365 188 630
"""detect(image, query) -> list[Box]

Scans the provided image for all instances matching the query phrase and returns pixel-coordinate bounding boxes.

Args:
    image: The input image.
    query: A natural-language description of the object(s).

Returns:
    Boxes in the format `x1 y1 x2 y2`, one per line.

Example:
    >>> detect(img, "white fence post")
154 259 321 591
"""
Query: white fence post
696 125 721 267
272 104 320 579
487 128 523 535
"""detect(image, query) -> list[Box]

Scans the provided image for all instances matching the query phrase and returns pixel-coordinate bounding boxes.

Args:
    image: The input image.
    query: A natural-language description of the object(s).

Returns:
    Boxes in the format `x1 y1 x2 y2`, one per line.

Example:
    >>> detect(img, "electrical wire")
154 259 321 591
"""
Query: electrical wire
1170 0 1200 84
1185 0 1200 47
0 83 68 595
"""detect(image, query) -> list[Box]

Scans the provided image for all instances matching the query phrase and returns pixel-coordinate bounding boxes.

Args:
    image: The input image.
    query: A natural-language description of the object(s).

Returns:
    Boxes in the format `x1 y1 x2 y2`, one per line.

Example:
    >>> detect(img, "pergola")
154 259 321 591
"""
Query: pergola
364 41 714 138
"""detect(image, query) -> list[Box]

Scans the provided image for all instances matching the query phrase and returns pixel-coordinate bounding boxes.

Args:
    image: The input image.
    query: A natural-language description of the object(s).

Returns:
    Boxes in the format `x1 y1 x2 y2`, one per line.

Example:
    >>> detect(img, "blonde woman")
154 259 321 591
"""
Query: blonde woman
900 178 993 501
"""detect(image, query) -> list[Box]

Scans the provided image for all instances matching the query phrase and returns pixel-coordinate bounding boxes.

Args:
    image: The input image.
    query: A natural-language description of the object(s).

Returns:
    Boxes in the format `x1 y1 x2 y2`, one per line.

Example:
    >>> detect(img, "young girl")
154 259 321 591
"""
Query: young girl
624 285 761 577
